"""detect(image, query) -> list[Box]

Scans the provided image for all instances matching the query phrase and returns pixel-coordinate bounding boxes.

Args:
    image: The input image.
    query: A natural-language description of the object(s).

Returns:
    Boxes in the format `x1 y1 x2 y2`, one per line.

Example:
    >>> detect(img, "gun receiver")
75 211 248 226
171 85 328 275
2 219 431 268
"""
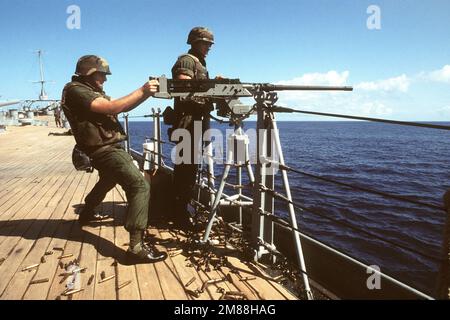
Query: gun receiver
152 75 252 99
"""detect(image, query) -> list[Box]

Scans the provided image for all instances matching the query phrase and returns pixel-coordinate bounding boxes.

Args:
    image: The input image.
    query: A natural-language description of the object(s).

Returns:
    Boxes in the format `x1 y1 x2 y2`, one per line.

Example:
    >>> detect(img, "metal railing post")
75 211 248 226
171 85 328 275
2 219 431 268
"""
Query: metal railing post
151 108 159 170
124 113 130 154
252 92 268 261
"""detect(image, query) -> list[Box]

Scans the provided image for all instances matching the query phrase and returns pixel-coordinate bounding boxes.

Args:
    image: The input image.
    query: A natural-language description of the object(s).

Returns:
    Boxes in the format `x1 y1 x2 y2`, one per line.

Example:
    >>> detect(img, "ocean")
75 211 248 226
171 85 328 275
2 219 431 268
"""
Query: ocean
126 120 450 295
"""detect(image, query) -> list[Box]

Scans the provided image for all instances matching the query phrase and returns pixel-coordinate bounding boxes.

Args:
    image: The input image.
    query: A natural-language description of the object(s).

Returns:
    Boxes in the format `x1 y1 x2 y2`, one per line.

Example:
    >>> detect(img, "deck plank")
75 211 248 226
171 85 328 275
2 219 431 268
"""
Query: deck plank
112 188 141 300
114 183 165 300
73 175 103 301
0 161 70 248
157 229 210 300
0 150 67 219
150 228 189 300
21 172 90 299
93 187 117 300
226 256 297 300
0 171 87 300
0 171 83 298
44 171 94 300
0 171 73 291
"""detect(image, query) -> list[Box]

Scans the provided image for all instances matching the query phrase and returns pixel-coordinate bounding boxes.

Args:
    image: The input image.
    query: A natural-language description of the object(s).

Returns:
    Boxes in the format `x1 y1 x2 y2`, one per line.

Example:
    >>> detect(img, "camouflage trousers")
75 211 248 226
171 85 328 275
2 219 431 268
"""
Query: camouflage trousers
85 145 150 232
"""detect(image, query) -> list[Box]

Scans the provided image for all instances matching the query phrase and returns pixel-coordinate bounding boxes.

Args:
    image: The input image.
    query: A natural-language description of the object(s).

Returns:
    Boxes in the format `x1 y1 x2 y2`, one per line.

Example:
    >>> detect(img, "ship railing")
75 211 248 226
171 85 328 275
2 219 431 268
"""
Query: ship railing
194 166 444 300
263 107 449 299
122 108 449 300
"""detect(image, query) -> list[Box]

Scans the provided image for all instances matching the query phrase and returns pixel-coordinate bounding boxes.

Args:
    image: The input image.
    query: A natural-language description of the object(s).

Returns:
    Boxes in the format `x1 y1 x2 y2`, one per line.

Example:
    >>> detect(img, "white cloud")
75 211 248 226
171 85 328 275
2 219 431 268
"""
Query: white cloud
271 67 449 121
355 74 410 92
359 102 393 116
274 71 351 104
276 70 349 86
426 65 450 83
274 71 400 119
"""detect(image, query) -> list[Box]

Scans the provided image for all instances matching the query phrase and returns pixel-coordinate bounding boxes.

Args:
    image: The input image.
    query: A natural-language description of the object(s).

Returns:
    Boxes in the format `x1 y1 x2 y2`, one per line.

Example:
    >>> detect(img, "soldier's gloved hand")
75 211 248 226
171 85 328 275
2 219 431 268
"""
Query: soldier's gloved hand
143 79 159 97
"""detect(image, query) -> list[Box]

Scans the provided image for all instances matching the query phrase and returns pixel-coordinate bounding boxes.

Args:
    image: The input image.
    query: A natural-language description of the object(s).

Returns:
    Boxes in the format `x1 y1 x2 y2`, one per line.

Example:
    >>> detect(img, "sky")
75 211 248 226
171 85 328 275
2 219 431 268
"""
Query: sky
0 0 449 121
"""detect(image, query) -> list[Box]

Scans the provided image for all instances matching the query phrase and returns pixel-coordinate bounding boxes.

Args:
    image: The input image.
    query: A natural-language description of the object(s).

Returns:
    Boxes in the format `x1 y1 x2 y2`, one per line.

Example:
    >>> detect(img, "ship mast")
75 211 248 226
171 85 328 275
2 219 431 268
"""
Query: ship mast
34 50 48 100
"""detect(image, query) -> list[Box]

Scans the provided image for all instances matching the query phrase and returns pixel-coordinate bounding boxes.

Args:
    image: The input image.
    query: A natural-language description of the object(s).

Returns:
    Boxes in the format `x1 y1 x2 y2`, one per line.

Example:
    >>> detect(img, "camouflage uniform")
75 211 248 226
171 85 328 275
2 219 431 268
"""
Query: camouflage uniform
62 77 150 232
170 50 212 227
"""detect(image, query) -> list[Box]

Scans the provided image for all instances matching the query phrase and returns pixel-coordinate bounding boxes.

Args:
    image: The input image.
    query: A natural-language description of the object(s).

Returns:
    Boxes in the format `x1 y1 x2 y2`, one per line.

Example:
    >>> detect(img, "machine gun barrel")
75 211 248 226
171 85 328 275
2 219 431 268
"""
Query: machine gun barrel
242 83 353 92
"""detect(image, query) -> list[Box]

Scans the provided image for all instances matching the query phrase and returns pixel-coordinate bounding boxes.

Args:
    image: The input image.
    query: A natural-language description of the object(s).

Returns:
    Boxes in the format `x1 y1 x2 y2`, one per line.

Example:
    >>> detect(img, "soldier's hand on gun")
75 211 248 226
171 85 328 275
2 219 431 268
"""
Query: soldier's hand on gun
143 79 159 97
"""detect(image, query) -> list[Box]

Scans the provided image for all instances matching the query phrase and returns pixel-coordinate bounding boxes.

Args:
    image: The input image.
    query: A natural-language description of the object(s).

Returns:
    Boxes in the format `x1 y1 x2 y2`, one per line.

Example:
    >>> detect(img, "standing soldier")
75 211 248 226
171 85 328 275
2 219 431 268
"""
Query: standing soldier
61 55 167 263
54 106 62 128
170 27 215 231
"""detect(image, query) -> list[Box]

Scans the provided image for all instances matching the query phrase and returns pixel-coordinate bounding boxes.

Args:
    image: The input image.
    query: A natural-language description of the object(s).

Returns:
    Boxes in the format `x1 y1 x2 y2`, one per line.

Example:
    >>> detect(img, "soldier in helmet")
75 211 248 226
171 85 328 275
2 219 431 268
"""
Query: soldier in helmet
61 55 167 264
169 27 215 231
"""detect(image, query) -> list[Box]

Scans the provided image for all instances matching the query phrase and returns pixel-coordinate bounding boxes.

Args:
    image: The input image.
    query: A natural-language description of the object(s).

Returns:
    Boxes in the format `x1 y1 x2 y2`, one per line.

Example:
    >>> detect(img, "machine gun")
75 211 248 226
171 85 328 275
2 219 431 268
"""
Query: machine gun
151 75 353 118
150 75 353 300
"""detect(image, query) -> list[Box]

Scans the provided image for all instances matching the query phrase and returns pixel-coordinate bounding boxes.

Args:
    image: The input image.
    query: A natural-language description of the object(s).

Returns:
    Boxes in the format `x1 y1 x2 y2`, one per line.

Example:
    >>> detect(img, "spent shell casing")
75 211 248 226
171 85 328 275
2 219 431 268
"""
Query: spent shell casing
30 278 49 285
60 267 87 276
87 274 94 286
117 280 132 290
63 288 84 296
225 291 247 298
22 264 39 272
98 275 115 284
184 277 196 287
59 274 69 284
239 276 257 281
71 267 87 274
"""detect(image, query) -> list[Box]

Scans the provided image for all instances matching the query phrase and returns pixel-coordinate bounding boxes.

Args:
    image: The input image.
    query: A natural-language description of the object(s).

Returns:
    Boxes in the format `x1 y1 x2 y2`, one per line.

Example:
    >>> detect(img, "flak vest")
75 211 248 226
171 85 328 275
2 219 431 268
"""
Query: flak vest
61 81 126 154
170 54 212 133
178 53 209 80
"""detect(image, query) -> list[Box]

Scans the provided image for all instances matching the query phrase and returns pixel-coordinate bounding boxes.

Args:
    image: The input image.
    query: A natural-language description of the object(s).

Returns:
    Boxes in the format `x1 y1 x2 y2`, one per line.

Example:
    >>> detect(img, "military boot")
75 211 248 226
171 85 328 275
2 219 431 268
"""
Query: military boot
126 231 167 264
126 242 167 264
78 207 109 226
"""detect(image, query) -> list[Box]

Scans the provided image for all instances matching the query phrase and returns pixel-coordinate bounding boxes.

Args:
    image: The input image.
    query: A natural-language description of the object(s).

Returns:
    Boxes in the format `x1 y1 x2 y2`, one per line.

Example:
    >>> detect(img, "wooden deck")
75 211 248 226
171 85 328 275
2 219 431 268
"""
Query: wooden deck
0 121 298 300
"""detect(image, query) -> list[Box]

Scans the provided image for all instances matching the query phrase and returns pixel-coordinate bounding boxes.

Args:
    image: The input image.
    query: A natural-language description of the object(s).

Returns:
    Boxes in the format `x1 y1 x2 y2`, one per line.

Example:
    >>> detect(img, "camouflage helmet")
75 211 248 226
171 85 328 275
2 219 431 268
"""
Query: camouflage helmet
187 27 214 45
75 55 112 76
